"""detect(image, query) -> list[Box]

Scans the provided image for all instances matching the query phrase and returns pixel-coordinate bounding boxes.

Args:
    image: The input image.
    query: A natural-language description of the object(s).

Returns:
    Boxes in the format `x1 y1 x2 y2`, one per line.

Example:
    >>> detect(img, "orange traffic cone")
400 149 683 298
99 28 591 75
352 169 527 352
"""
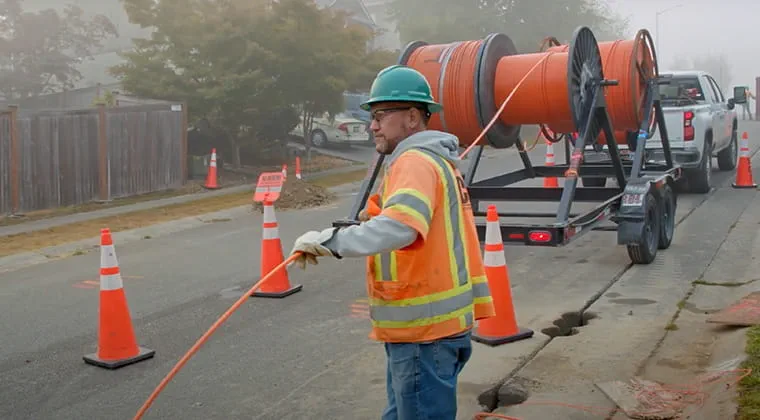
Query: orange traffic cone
83 228 155 369
543 137 559 188
295 156 302 180
204 148 220 189
472 205 534 346
733 132 757 189
251 201 303 298
282 164 288 179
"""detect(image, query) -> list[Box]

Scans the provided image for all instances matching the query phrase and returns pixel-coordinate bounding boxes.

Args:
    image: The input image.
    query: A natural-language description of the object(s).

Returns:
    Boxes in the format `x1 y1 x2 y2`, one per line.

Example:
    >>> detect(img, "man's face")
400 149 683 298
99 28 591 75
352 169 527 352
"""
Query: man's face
368 102 425 155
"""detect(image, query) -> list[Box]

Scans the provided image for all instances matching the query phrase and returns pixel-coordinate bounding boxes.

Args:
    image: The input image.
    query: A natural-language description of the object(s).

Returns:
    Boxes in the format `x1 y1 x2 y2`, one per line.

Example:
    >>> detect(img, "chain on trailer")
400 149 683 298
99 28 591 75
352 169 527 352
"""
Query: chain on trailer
334 25 683 265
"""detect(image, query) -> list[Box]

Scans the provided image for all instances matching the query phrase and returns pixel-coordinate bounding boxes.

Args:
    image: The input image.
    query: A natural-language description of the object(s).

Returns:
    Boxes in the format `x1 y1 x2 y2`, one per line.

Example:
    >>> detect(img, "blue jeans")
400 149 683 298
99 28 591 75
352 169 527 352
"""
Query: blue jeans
381 331 473 420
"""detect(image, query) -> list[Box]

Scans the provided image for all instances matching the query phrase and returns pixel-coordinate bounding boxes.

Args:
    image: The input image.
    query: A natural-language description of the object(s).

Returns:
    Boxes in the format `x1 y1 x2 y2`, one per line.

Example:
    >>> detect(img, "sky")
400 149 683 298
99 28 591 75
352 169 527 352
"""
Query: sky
605 0 760 91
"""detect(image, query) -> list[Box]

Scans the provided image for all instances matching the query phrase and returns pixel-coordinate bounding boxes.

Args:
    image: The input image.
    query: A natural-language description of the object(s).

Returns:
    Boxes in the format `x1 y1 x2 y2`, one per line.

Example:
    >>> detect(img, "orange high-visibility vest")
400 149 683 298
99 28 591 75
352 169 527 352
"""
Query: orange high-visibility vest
365 148 495 343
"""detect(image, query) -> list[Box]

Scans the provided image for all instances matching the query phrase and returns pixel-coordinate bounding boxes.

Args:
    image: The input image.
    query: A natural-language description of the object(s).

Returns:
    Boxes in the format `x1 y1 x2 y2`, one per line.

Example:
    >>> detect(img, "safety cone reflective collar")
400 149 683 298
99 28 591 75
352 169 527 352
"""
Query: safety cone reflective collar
472 205 534 346
83 228 155 369
204 148 220 189
543 138 559 188
251 201 303 298
732 132 757 189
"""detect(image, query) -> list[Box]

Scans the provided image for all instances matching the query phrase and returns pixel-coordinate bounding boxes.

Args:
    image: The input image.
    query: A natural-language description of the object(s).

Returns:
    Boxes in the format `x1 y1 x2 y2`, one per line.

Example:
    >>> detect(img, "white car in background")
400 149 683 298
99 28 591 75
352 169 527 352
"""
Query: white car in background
290 111 369 148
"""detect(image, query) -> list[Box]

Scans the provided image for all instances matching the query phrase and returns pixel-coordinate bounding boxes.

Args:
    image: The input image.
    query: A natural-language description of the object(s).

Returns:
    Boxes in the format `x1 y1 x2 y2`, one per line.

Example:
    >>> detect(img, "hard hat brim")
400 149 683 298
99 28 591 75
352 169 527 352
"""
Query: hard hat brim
360 98 442 113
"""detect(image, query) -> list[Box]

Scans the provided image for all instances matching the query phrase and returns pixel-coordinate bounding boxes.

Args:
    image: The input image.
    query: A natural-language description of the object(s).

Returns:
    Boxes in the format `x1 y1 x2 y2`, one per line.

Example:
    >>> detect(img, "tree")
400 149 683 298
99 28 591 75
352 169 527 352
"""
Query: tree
388 0 628 53
0 0 118 99
268 0 372 158
112 0 293 168
347 48 399 92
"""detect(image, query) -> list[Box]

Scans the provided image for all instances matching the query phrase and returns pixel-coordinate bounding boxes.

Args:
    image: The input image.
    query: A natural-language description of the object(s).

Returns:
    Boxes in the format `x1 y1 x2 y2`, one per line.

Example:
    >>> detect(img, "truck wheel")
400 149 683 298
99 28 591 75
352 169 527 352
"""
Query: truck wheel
657 184 676 250
626 191 661 264
687 137 711 194
717 126 738 171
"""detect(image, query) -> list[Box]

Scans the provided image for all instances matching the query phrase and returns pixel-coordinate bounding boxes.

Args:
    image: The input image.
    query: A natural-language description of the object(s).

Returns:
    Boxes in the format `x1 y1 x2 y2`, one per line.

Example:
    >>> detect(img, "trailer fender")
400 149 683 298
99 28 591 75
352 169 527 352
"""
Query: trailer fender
616 180 654 245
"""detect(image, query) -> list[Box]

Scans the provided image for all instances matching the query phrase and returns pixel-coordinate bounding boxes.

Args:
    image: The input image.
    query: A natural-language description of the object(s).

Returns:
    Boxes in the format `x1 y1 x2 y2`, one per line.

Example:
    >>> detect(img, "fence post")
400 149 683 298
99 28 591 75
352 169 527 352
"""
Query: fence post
8 105 19 215
97 103 110 202
181 102 188 183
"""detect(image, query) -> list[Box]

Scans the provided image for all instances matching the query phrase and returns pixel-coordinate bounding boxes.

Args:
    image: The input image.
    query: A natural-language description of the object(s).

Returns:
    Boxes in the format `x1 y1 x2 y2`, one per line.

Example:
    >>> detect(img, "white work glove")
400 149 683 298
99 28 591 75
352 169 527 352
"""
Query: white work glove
289 228 340 270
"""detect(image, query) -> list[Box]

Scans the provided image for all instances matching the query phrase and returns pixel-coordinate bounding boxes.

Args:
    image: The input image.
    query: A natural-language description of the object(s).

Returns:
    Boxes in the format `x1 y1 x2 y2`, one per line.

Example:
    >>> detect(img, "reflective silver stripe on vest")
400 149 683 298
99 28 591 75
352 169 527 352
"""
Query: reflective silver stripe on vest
370 288 474 322
421 151 469 287
472 281 490 300
463 311 473 328
383 192 433 227
375 177 395 281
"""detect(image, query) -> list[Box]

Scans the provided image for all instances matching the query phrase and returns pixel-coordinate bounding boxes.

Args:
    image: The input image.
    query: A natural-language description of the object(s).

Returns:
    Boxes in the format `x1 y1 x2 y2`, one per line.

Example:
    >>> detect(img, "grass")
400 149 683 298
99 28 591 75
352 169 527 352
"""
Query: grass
0 167 369 258
309 168 370 188
0 185 205 227
0 190 256 258
737 326 760 420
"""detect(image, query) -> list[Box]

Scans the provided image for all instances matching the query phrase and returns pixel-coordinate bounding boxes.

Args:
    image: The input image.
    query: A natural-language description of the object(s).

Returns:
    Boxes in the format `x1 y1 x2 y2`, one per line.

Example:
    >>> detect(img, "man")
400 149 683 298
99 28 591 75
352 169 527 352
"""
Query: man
743 87 755 120
289 65 495 420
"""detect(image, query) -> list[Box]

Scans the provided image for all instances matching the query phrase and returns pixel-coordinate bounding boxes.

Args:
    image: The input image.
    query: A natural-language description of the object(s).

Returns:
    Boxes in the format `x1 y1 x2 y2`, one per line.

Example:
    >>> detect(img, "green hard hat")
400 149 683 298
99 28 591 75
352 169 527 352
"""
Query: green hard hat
360 65 442 113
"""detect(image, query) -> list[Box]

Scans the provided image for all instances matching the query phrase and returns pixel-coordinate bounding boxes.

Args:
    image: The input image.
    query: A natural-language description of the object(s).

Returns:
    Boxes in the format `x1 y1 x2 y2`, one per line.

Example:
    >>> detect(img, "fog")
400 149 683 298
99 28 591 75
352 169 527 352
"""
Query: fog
607 0 759 90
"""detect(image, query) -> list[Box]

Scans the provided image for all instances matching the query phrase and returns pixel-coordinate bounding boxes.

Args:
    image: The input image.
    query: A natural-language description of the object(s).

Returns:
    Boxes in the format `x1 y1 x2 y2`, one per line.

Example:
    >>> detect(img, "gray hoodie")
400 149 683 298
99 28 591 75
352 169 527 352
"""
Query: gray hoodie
323 129 462 258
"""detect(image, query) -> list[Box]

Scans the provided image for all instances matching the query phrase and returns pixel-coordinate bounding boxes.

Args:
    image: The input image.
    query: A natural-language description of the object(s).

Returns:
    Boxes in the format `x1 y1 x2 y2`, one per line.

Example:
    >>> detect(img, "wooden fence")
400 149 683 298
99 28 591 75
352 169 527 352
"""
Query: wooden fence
0 103 188 215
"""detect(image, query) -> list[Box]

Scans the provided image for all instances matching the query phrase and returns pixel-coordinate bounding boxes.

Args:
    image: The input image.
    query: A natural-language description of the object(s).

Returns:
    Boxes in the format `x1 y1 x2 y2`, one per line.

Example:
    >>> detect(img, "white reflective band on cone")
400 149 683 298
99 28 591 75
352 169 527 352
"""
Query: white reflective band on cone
101 245 119 268
263 204 277 223
100 273 123 291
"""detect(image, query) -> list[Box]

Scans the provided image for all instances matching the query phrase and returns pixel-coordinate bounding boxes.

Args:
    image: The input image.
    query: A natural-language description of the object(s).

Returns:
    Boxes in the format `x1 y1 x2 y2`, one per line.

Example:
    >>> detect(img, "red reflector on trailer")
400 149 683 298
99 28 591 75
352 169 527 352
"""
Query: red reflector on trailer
528 230 552 242
508 233 525 240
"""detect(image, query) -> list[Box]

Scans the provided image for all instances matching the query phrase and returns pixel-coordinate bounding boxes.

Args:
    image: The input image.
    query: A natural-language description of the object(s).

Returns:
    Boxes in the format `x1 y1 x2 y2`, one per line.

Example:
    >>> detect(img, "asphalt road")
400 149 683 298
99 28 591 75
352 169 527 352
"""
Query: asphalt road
1 123 758 420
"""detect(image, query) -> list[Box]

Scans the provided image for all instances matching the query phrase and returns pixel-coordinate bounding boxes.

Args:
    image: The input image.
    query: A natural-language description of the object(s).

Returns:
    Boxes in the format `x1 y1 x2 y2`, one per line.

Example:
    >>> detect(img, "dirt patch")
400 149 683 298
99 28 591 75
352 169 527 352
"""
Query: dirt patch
251 176 335 212
627 311 749 420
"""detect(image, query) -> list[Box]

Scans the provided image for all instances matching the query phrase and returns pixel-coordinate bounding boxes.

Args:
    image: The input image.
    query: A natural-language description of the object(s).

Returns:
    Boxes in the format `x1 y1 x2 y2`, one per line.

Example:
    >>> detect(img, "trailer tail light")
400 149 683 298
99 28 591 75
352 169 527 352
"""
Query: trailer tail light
528 230 552 243
683 110 695 141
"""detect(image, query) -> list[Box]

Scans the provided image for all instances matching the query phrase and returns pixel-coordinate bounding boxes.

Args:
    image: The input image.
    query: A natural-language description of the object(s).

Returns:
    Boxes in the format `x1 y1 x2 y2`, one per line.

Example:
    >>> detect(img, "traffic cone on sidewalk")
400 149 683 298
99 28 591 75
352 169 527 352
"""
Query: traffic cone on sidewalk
543 137 559 188
295 156 302 180
204 148 220 189
282 164 288 179
472 206 534 346
732 132 757 189
251 201 303 298
83 229 155 369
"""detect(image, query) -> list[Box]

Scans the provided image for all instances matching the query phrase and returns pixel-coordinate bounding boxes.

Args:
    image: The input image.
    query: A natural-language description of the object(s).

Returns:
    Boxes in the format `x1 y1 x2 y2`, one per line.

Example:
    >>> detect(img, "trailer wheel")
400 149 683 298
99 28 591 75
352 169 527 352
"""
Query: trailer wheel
626 191 660 264
657 184 676 250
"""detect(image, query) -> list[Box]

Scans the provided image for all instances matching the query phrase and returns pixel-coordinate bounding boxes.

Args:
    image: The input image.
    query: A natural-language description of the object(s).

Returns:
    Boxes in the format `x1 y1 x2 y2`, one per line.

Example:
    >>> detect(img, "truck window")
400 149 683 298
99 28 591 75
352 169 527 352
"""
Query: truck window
701 76 719 103
658 75 705 101
706 76 725 102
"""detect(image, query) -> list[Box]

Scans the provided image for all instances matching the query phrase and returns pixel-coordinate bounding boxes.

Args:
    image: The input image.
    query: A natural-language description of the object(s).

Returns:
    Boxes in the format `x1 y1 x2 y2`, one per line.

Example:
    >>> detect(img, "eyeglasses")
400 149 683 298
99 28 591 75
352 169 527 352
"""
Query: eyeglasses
370 106 420 123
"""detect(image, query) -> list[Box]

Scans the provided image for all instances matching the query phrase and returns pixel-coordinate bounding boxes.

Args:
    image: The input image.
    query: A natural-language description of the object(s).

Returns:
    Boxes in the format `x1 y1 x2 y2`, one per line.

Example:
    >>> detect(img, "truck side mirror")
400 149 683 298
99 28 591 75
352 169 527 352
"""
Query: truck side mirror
727 98 736 110
733 86 748 104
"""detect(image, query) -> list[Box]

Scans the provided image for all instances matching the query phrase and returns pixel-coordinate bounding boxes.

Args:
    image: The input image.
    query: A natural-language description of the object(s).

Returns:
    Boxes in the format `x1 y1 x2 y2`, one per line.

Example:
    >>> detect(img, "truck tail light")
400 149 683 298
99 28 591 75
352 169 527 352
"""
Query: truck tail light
683 110 695 141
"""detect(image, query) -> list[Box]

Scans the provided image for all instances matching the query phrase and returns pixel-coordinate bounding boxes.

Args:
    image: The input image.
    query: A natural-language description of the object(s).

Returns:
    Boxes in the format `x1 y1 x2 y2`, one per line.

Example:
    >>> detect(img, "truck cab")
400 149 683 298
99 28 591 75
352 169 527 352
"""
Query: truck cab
584 70 739 194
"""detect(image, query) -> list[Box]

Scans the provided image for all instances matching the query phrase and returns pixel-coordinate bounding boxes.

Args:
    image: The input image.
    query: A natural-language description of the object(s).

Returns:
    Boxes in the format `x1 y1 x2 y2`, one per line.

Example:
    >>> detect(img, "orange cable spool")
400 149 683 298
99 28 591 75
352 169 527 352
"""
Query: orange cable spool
546 29 659 145
399 34 522 149
491 27 605 137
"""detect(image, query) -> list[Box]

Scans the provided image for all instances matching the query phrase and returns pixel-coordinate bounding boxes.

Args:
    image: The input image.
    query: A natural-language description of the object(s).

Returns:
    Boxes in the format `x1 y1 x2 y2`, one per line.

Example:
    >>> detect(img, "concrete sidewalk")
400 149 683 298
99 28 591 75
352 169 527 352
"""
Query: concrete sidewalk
0 163 367 238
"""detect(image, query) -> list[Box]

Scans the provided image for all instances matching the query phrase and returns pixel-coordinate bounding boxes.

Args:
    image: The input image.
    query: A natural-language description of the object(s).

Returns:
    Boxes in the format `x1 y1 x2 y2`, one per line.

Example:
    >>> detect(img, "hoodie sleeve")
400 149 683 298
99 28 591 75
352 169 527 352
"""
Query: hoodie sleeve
322 153 439 257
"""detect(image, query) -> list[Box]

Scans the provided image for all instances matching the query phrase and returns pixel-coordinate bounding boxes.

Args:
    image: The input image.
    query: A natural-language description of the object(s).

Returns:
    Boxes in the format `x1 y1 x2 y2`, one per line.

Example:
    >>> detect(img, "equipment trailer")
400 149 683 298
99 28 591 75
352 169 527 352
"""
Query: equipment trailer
334 26 682 265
